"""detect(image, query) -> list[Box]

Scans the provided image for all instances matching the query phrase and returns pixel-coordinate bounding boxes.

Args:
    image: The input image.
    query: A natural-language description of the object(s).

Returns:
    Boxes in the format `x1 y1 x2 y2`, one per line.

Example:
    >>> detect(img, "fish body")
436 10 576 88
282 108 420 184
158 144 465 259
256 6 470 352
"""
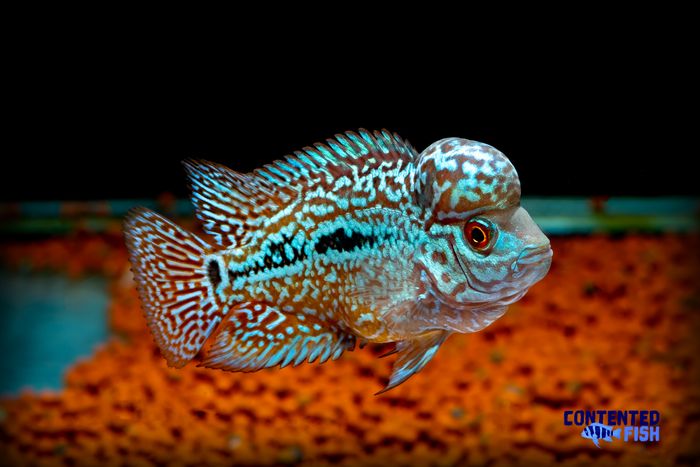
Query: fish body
581 423 622 448
124 129 552 392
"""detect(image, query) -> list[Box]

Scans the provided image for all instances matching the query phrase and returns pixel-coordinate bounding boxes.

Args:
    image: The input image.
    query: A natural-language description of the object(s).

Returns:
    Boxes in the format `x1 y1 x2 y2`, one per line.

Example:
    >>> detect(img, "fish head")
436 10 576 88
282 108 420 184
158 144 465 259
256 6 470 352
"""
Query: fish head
414 138 552 325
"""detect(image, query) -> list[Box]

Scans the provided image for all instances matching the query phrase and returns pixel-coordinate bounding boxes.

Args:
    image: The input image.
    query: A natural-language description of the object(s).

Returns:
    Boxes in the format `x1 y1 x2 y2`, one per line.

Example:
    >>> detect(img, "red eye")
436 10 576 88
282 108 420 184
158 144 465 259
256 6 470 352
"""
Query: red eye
465 220 491 251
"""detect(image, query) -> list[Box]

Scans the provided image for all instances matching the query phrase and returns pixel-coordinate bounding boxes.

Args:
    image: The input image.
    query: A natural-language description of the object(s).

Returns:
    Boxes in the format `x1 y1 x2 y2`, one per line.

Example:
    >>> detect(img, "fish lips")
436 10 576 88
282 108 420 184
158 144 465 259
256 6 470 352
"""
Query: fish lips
511 245 553 280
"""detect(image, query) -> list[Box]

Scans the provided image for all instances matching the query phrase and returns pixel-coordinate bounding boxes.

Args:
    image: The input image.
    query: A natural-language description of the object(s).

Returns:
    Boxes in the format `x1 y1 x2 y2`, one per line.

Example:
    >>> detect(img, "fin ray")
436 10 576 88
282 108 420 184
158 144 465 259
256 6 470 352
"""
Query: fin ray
184 129 418 248
183 160 280 248
124 207 226 367
198 303 356 372
377 330 450 394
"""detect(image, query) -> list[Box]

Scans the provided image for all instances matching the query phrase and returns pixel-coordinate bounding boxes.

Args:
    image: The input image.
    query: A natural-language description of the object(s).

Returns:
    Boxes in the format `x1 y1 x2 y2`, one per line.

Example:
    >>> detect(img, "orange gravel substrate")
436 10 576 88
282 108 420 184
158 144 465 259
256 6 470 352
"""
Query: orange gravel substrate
1 233 699 466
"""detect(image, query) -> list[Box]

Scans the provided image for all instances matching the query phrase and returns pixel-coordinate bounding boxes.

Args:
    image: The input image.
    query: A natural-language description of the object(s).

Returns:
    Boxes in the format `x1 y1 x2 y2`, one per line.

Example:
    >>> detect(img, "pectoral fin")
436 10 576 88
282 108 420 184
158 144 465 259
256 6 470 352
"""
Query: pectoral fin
376 330 450 395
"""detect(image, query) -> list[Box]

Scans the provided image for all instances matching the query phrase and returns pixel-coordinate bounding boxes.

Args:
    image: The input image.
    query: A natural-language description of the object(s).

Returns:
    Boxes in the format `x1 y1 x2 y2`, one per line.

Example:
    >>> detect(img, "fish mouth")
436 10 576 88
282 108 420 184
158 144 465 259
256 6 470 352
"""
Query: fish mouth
512 244 553 277
516 243 552 263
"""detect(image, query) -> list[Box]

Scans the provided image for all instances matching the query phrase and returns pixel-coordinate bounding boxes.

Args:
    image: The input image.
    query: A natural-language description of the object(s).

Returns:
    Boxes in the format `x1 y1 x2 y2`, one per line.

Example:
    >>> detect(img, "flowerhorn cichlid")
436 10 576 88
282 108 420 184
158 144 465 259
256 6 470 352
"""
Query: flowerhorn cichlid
124 129 552 393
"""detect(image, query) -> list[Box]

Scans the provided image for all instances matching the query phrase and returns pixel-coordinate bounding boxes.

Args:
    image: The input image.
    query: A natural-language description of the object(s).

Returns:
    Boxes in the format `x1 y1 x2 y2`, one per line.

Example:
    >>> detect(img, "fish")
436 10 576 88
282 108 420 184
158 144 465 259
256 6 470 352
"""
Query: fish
123 129 552 393
580 423 622 448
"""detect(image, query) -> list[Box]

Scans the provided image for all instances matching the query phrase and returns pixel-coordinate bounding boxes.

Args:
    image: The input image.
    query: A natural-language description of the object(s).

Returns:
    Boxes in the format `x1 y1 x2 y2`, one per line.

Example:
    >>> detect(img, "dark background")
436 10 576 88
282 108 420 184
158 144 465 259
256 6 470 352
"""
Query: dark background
6 90 695 202
4 29 697 202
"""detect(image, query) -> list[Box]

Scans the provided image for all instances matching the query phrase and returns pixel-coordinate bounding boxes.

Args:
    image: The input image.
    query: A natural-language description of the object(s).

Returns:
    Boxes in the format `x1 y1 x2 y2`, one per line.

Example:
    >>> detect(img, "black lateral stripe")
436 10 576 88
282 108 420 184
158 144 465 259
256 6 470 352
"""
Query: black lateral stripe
314 228 379 255
229 233 307 280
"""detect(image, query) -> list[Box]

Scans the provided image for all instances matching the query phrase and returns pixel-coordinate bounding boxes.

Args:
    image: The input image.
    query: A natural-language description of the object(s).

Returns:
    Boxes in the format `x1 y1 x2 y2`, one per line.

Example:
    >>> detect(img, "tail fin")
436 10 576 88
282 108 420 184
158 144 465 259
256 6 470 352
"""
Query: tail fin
124 207 225 367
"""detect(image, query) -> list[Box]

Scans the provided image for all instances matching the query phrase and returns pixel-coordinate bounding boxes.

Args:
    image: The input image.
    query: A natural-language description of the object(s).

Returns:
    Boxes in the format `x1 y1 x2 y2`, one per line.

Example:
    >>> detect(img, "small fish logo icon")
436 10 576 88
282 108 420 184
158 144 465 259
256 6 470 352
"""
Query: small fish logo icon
580 423 621 448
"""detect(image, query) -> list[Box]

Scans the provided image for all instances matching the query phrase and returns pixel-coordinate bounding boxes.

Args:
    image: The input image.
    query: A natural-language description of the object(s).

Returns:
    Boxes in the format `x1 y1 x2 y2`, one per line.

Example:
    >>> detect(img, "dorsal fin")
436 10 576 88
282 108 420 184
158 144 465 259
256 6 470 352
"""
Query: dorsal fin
184 129 418 248
254 128 418 189
183 160 283 248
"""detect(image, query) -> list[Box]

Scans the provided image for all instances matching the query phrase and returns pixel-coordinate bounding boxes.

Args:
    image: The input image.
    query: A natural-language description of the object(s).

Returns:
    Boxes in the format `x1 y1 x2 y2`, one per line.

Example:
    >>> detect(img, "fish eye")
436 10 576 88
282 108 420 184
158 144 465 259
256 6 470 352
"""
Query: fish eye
464 218 494 252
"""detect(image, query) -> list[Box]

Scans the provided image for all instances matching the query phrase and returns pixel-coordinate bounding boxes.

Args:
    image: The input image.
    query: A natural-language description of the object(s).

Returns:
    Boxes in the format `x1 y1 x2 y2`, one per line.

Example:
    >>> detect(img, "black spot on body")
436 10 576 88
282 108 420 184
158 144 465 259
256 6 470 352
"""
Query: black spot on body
208 260 222 287
315 228 379 255
229 233 307 280
265 233 305 267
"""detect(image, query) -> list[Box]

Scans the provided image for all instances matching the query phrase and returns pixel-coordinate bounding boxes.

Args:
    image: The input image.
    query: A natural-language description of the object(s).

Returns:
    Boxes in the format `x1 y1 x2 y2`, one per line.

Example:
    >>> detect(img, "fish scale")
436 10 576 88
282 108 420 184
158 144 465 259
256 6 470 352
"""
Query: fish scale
124 129 552 393
229 216 421 340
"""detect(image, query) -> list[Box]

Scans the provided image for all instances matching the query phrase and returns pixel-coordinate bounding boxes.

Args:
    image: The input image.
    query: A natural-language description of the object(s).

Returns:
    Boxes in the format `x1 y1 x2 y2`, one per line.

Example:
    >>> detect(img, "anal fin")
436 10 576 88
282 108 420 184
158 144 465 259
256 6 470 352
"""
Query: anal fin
198 303 356 372
376 330 450 395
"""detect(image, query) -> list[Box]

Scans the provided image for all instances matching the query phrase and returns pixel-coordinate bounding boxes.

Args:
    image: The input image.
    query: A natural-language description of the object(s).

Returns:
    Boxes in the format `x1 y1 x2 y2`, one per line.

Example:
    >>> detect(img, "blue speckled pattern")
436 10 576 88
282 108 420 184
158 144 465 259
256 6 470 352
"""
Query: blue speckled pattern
124 129 553 393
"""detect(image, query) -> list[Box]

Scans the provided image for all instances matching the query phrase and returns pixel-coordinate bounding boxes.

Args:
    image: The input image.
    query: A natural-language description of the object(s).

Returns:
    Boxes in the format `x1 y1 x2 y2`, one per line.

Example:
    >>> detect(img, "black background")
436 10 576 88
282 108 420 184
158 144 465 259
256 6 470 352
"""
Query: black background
3 26 697 202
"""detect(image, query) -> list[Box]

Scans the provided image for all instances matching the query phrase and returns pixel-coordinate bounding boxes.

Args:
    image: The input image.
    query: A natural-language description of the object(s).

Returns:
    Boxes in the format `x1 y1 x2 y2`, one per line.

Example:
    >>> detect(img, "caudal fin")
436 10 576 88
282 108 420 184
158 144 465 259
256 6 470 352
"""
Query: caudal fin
124 207 225 367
